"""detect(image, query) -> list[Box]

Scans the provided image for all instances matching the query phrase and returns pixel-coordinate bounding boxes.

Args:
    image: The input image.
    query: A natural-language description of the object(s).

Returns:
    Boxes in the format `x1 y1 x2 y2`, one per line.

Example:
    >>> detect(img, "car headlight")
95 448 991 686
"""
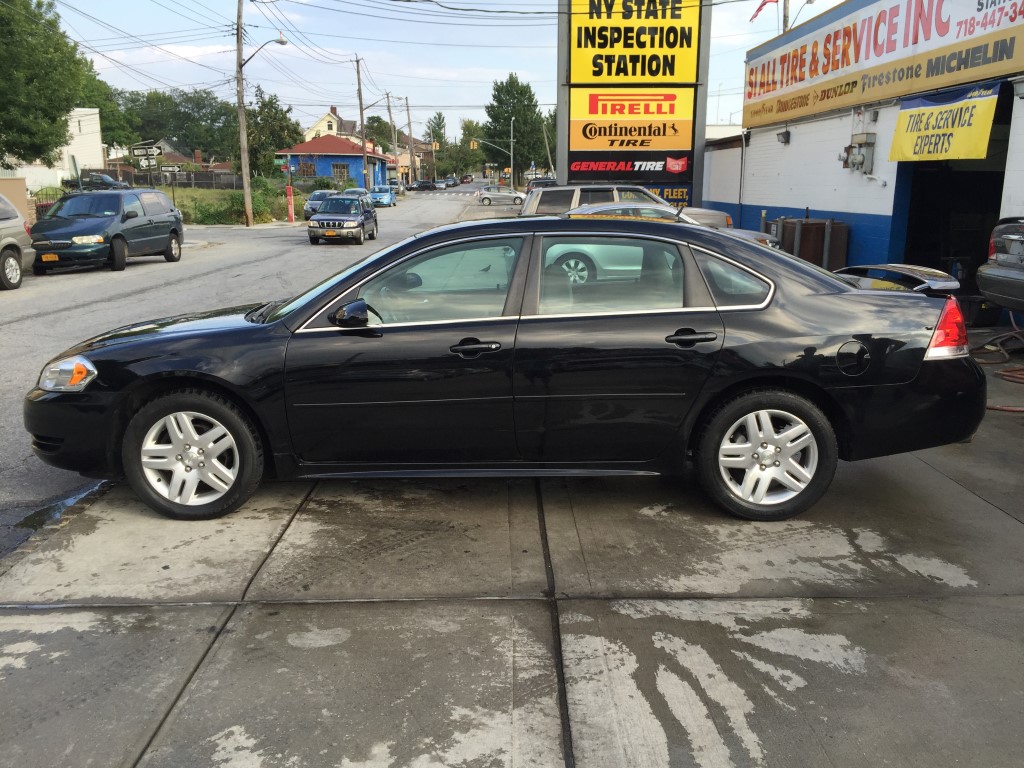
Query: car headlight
71 235 104 244
38 355 98 392
343 221 358 228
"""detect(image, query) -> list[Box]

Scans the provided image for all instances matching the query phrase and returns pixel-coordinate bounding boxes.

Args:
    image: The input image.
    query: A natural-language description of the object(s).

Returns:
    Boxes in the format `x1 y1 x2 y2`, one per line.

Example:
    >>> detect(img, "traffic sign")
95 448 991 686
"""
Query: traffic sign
274 158 287 166
160 165 181 173
138 158 155 168
131 146 162 157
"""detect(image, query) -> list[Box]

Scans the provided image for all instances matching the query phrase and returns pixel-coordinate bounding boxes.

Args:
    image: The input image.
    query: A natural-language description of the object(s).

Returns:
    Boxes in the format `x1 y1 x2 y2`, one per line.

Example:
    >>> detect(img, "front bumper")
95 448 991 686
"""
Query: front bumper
308 225 362 240
33 243 110 268
24 388 122 476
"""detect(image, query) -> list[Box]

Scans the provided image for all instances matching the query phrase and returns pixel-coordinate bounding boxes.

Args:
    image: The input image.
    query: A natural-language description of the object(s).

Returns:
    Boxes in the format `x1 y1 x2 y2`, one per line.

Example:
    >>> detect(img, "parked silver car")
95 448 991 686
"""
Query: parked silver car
302 190 333 220
476 185 524 206
0 192 35 290
977 217 1024 311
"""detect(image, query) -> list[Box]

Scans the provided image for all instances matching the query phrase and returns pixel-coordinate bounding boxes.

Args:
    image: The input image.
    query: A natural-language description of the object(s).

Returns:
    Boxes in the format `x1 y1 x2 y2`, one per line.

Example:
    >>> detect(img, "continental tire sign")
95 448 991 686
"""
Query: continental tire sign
565 0 705 188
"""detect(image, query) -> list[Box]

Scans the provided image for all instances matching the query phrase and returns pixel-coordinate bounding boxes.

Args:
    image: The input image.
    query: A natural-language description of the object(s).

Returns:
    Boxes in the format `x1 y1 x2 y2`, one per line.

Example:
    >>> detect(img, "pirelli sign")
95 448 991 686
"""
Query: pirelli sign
562 0 707 188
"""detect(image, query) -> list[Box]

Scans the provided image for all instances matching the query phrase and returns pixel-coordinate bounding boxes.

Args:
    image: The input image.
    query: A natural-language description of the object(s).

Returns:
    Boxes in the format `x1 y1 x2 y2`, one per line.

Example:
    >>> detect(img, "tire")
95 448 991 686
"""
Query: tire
695 389 838 521
554 252 596 285
309 236 320 245
110 238 127 271
121 390 264 520
355 226 365 245
368 221 377 240
32 264 47 276
513 196 523 204
481 197 492 206
163 233 181 263
1 249 22 290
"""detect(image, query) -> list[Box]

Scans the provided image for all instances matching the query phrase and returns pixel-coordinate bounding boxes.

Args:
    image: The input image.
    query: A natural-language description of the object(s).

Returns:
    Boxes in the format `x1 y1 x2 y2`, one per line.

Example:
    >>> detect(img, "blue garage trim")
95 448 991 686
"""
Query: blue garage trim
701 200 899 267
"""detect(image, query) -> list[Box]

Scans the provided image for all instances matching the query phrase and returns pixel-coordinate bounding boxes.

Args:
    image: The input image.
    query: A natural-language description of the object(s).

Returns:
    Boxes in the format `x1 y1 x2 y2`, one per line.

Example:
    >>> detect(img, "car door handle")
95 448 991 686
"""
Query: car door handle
666 330 718 347
449 339 502 357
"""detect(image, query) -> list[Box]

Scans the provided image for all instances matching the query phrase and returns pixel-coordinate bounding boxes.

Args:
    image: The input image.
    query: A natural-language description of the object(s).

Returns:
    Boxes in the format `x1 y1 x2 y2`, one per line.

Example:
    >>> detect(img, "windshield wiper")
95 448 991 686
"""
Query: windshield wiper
247 299 286 324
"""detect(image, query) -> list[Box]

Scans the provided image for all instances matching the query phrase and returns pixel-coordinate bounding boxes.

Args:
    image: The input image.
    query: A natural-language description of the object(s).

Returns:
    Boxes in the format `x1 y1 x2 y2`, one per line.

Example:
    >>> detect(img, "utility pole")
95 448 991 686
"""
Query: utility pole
235 0 253 226
356 56 369 189
385 92 400 183
405 97 416 182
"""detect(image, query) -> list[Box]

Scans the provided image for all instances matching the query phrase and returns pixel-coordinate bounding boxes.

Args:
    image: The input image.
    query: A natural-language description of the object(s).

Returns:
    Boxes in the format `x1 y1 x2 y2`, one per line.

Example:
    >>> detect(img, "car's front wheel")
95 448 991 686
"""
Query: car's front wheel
696 389 837 521
163 234 181 262
355 226 365 245
368 221 378 240
513 196 523 204
481 197 492 206
1 249 22 290
309 236 320 245
122 390 264 520
110 238 127 271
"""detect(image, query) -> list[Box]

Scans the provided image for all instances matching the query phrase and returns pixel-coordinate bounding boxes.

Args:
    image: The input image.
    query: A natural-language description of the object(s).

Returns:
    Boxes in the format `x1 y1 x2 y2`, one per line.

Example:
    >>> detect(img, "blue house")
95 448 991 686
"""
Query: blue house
276 134 388 187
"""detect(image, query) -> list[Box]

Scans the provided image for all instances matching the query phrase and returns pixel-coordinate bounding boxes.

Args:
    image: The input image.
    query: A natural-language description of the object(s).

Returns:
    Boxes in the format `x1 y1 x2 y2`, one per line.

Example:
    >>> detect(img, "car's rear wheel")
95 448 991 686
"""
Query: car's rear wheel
513 196 523 205
110 238 127 271
122 390 264 520
1 249 22 290
554 252 596 285
481 197 492 206
163 233 181 262
696 390 837 521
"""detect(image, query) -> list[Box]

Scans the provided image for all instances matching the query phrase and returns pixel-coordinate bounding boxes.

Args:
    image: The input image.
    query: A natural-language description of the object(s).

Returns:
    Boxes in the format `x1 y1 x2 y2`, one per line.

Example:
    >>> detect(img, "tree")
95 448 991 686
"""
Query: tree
246 85 304 176
425 112 447 147
0 0 90 168
365 115 393 153
483 74 545 186
120 88 236 159
80 67 139 149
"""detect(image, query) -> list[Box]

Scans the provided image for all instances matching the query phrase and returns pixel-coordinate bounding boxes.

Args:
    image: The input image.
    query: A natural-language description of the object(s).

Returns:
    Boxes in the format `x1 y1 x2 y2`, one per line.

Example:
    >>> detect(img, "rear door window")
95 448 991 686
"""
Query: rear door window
693 251 772 308
0 196 18 221
578 188 614 205
139 191 169 215
535 189 576 214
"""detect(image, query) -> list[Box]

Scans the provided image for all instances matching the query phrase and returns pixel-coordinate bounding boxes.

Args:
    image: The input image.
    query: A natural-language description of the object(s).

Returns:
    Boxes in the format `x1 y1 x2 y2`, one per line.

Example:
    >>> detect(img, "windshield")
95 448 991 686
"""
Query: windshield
318 198 360 215
47 194 121 218
372 186 390 193
267 235 420 322
309 190 330 201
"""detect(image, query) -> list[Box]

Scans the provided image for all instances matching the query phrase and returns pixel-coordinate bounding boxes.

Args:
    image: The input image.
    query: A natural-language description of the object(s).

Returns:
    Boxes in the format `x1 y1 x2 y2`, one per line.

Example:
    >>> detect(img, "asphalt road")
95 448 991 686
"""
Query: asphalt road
0 189 479 553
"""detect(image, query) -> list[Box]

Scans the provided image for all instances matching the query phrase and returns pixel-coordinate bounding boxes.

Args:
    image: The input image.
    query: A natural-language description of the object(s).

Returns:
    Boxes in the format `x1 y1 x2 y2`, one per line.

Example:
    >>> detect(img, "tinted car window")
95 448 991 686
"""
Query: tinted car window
123 194 145 218
319 198 361 214
139 191 169 215
359 237 523 324
694 251 771 307
0 195 17 220
309 190 331 202
535 189 576 214
540 236 684 314
578 188 614 205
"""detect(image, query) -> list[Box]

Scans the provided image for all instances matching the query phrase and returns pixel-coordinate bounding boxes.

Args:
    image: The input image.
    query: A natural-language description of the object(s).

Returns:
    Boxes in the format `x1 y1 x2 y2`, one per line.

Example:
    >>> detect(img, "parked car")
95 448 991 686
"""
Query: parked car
526 177 558 192
0 192 34 290
303 189 333 220
976 217 1024 311
565 202 781 253
519 184 668 216
835 264 960 297
408 180 436 191
30 189 183 274
63 173 131 191
460 174 474 184
370 185 397 207
307 195 378 245
444 177 459 187
387 178 405 195
476 185 524 206
24 216 985 523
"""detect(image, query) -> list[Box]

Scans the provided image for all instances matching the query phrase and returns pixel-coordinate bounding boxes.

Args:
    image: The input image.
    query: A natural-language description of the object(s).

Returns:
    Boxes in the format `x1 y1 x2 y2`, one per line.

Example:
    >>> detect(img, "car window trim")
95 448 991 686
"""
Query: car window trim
296 233 533 333
688 244 776 311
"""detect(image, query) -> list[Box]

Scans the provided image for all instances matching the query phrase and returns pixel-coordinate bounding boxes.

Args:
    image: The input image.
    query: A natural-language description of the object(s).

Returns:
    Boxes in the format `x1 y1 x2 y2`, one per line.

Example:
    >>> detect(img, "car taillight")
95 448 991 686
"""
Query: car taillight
924 296 969 360
24 221 30 236
988 236 997 260
725 214 734 227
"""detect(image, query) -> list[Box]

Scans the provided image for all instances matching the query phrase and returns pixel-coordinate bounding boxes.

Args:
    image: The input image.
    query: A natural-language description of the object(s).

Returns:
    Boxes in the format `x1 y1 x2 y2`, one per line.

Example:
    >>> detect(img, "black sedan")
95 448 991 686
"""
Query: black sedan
977 217 1024 311
24 217 985 522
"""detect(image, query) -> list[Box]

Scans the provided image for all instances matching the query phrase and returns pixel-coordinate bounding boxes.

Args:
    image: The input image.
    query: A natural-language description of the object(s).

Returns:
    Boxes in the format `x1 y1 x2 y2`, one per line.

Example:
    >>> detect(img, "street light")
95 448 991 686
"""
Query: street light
236 24 287 227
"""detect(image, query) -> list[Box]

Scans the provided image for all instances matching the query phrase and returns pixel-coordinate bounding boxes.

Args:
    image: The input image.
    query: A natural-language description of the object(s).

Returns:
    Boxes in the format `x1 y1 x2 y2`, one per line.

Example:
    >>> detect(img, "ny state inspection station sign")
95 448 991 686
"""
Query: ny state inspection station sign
564 0 707 187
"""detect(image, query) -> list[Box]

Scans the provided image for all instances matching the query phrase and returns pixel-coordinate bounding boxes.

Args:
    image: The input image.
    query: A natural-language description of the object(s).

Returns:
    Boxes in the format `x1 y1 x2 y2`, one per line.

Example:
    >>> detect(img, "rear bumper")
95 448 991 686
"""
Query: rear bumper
829 356 987 461
976 263 1024 311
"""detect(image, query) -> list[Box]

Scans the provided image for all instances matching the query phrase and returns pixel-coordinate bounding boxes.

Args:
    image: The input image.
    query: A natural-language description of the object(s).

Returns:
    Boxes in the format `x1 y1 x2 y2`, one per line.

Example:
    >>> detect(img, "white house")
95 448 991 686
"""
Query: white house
18 108 104 190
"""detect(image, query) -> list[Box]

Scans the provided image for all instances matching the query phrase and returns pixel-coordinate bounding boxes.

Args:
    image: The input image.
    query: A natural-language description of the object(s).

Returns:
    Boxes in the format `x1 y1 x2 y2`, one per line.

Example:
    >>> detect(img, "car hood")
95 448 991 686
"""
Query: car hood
310 211 361 222
65 304 262 355
31 215 117 240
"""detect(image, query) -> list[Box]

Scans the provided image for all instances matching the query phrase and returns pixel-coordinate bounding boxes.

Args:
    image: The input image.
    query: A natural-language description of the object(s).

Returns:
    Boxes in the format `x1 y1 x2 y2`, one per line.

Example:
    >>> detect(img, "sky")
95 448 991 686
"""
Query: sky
55 0 846 143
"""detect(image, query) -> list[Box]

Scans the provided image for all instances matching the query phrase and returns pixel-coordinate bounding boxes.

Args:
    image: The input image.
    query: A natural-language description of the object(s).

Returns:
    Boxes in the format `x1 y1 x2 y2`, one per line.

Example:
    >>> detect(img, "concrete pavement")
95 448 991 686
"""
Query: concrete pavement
0 355 1022 767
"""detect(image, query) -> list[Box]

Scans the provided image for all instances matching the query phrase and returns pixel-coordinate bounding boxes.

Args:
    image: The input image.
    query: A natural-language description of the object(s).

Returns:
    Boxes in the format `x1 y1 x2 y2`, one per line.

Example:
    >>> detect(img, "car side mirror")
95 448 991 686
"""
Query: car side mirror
330 299 370 328
124 210 139 220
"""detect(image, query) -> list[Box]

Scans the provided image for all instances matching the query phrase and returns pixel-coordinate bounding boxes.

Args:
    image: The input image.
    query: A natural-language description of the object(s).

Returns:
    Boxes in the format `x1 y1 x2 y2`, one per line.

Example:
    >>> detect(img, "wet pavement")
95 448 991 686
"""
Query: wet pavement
0 357 1022 767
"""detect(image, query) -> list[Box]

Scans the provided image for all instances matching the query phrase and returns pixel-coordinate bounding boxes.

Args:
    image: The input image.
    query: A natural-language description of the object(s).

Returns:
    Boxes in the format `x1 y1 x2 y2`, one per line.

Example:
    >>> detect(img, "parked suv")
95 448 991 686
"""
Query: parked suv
303 189 333 220
31 189 183 274
519 184 668 216
0 192 34 290
63 173 131 191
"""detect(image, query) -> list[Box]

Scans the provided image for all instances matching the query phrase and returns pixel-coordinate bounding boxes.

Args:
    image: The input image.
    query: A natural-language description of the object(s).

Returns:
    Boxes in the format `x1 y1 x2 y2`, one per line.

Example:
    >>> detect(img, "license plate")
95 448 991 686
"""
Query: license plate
324 230 336 237
41 253 59 262
1008 239 1024 256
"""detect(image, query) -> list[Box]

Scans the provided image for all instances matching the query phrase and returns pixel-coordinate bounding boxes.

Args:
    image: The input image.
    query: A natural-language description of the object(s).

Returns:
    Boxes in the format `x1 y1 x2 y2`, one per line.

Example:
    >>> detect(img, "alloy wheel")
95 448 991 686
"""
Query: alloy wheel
139 410 239 506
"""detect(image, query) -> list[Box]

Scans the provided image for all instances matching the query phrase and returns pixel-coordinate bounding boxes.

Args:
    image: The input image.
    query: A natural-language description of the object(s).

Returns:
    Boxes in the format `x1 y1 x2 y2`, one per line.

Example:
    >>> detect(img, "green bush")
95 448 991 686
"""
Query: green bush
311 177 337 191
